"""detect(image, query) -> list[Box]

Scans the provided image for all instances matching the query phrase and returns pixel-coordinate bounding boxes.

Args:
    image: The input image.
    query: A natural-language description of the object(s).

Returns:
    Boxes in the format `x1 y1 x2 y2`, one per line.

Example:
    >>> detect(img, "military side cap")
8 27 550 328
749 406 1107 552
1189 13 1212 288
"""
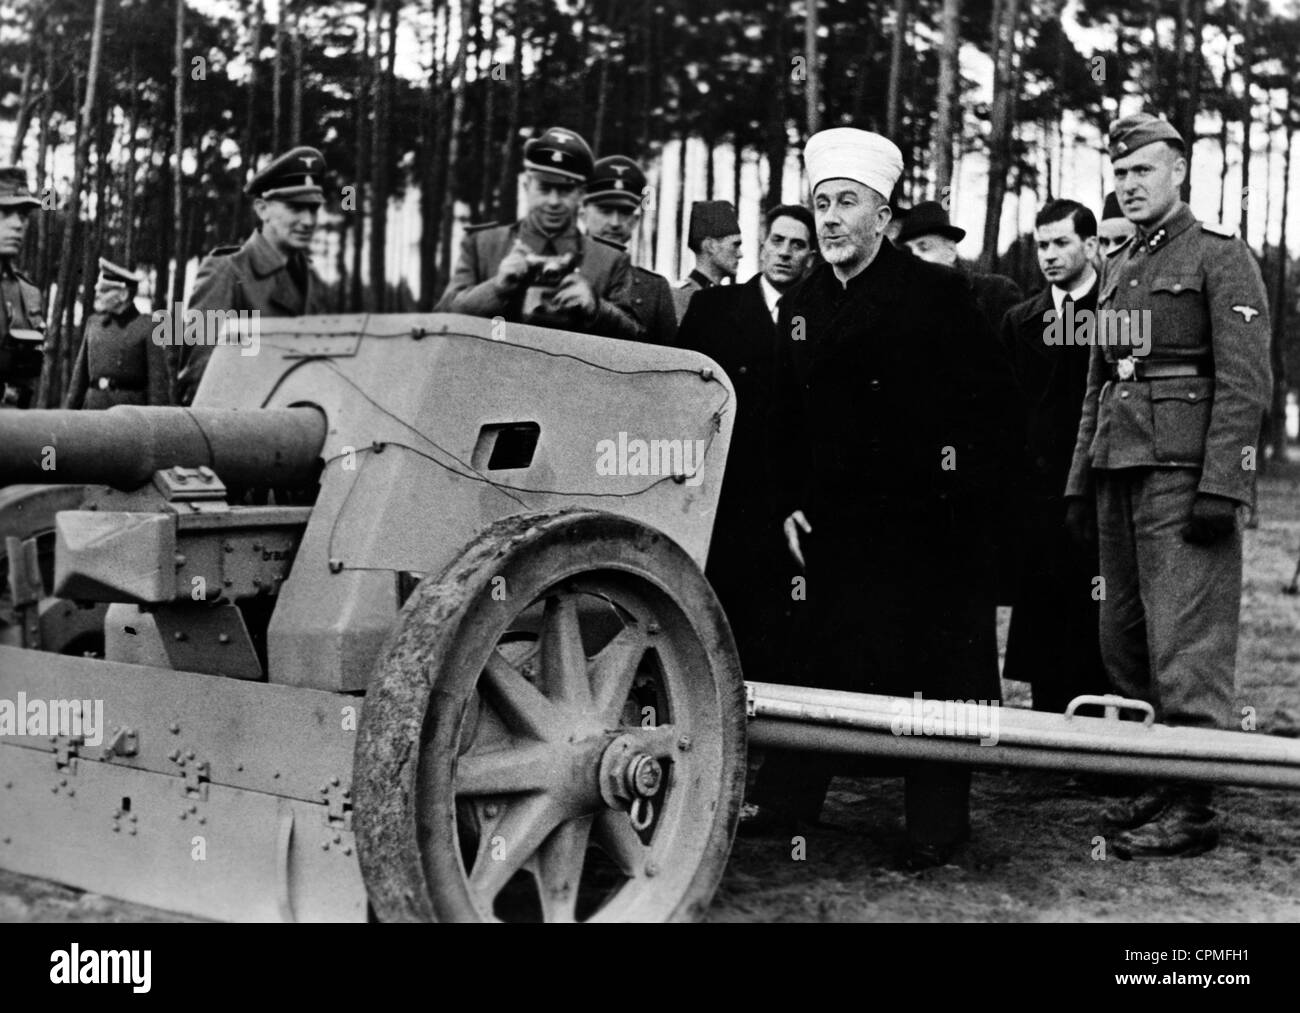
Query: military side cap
688 200 741 246
0 167 40 210
97 257 144 287
896 200 965 244
1102 191 1123 221
247 146 327 204
523 127 594 183
585 156 647 209
1108 113 1184 160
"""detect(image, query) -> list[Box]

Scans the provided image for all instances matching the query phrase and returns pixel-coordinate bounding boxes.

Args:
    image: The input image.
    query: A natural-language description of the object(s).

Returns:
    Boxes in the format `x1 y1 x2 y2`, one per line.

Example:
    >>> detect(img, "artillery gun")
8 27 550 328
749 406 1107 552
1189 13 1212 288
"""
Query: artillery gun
1 313 1298 922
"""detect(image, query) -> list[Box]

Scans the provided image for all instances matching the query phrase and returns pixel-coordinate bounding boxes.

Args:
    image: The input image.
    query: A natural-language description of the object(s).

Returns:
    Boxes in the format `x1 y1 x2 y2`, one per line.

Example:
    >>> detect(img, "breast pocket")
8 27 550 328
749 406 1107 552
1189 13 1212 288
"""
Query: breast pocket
1149 376 1213 463
1148 273 1205 348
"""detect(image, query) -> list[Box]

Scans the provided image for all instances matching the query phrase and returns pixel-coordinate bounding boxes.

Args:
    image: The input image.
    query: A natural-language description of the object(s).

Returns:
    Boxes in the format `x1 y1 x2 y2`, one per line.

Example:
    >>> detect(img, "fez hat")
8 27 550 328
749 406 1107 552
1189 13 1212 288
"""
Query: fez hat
524 127 595 184
895 200 965 244
247 147 327 204
97 257 144 289
688 201 741 247
804 128 904 199
0 167 40 210
585 155 647 209
1101 192 1124 221
1107 113 1185 161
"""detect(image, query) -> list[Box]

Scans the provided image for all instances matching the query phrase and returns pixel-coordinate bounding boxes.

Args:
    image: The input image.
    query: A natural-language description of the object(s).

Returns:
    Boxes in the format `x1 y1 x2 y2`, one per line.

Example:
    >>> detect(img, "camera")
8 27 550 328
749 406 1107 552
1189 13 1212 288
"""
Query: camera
520 252 580 326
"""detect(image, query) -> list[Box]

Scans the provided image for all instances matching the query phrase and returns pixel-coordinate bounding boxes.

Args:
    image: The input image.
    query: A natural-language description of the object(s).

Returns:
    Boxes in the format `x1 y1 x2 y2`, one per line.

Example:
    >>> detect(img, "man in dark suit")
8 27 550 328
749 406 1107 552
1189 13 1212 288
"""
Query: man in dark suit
436 127 641 342
1001 199 1108 713
744 129 1014 870
579 154 677 346
677 204 816 686
177 146 330 404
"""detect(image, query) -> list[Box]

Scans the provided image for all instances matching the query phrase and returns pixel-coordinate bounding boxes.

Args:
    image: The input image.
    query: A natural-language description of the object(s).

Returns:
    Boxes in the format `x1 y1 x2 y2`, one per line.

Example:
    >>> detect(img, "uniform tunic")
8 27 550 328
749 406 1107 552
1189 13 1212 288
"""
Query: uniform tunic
1065 202 1272 729
670 268 717 323
436 216 643 341
0 261 46 409
177 229 326 403
626 265 678 347
65 306 172 409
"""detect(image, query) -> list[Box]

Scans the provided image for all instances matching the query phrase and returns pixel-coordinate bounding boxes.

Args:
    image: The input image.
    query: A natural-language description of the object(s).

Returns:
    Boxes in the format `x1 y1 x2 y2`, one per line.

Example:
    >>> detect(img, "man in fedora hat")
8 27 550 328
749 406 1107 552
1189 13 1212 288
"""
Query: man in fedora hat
742 128 1014 870
579 154 676 346
897 199 1023 334
177 145 330 404
66 258 172 410
1065 113 1271 859
897 198 1025 615
0 166 46 409
437 127 642 341
672 200 742 322
1097 191 1137 257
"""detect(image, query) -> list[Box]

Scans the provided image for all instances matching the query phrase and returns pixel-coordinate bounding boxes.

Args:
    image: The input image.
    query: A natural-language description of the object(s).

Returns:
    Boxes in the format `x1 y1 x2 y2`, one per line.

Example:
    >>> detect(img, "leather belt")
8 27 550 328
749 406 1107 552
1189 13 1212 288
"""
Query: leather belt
1111 359 1211 381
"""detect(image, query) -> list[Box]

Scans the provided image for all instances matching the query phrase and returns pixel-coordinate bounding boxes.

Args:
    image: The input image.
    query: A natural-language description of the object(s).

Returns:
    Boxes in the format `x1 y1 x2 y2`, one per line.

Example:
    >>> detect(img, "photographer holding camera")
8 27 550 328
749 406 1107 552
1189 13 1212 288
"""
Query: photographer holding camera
436 127 643 341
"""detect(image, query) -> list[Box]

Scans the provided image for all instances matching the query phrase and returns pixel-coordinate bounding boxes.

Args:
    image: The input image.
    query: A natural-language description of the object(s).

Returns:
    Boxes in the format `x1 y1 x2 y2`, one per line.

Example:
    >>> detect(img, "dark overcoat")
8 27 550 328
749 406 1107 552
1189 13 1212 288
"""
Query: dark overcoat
678 274 793 684
999 282 1107 707
772 240 1015 702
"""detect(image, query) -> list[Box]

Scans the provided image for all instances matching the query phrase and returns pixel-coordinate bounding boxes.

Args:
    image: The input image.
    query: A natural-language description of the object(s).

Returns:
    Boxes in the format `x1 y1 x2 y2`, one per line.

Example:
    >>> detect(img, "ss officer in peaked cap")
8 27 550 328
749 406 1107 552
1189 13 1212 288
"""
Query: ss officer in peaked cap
177 146 329 404
579 154 677 346
436 127 642 341
65 258 172 409
1065 113 1272 858
0 167 46 409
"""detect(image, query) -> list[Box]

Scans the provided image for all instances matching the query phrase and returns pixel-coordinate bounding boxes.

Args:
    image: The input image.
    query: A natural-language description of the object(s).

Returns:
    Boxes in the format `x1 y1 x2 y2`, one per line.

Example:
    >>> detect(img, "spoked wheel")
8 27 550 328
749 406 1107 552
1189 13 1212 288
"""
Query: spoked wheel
355 510 747 922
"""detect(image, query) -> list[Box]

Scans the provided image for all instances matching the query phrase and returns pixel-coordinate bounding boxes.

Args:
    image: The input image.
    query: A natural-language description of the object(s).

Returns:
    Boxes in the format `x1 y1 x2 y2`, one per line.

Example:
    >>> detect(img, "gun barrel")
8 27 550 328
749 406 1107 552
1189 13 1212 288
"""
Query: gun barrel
0 406 327 490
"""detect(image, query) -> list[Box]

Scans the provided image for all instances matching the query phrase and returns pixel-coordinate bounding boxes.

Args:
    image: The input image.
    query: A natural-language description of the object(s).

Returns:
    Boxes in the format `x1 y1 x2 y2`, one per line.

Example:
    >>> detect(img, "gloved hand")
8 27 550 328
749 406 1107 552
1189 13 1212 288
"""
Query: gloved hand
1064 496 1095 545
1181 493 1238 546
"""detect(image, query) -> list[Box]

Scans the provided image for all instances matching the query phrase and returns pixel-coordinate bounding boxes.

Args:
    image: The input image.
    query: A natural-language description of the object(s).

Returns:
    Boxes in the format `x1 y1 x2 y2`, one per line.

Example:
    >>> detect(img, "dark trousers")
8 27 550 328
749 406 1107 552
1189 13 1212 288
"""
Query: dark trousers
746 526 995 848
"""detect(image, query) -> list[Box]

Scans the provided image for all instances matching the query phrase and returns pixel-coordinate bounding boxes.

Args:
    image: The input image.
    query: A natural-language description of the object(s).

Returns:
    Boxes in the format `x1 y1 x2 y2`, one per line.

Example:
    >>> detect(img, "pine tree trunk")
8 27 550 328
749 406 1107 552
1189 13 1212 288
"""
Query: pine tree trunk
1267 115 1292 462
763 0 788 208
979 0 1021 273
291 0 303 145
805 0 820 135
35 29 53 289
1239 0 1255 239
478 0 498 219
370 0 393 311
674 136 688 279
350 6 371 311
494 6 523 222
437 0 470 290
235 0 263 228
886 0 907 138
124 48 140 263
172 0 186 307
273 0 284 152
931 0 960 197
39 0 105 407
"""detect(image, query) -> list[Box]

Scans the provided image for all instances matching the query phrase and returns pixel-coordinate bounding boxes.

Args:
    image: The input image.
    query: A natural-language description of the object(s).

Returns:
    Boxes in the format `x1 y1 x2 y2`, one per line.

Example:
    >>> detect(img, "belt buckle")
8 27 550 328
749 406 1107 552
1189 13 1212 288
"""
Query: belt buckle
1115 356 1136 381
97 377 110 390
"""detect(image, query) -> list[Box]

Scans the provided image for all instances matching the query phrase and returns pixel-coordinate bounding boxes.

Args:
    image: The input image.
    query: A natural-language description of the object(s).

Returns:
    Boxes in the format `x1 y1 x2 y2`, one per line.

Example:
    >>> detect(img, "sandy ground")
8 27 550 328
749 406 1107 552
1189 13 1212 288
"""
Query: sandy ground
3 467 1298 923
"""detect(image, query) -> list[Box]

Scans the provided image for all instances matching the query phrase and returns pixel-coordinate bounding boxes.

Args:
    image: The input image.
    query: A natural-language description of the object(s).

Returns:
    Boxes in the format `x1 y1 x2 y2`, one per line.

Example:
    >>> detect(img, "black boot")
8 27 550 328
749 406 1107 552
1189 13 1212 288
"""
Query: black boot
1113 784 1218 860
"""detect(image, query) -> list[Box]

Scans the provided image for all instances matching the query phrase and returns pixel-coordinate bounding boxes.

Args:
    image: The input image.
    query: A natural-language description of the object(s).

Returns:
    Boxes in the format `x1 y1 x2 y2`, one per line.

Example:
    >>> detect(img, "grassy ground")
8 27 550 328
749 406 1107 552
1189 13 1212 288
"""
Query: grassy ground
3 465 1298 923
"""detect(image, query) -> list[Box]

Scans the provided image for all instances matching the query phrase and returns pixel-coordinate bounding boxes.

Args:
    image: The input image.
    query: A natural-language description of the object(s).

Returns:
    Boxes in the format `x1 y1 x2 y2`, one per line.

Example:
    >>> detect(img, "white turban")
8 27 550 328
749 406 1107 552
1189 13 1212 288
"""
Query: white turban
804 128 903 200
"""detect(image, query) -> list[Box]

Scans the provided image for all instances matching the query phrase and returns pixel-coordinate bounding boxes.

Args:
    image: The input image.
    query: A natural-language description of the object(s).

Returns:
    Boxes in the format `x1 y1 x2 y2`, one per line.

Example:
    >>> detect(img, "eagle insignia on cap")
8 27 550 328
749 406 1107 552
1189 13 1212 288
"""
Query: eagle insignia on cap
1116 142 1128 153
301 155 317 169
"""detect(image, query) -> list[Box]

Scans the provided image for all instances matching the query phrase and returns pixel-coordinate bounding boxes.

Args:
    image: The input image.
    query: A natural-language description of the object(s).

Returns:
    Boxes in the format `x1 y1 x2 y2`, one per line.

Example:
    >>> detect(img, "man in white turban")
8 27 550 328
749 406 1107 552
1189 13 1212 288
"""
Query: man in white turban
741 128 1019 871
